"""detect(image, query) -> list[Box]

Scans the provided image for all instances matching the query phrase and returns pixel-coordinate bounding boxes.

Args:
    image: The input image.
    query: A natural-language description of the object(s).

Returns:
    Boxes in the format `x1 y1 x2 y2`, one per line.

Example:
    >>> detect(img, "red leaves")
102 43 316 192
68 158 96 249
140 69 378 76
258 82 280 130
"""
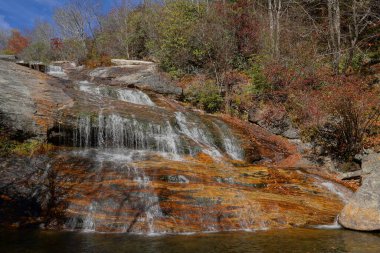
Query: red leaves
230 0 260 56
50 38 63 51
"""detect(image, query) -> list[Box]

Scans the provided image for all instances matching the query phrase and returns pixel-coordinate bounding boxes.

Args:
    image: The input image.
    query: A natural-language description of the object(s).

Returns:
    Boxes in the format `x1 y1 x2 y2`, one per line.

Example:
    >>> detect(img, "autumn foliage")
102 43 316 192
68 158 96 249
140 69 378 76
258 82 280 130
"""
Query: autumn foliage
6 30 28 55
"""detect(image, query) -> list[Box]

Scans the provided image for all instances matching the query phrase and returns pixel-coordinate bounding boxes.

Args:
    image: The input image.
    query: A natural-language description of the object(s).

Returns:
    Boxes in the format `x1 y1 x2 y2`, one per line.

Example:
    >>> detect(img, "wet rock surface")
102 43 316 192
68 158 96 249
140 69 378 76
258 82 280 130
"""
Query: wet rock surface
66 61 182 96
1 151 348 233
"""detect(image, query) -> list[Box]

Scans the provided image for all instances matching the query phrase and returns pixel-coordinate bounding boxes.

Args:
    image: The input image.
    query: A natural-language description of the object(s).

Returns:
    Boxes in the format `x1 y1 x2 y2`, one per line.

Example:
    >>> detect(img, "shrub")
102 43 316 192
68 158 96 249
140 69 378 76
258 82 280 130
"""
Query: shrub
0 136 54 157
85 54 112 68
185 79 223 113
290 79 380 161
0 136 15 156
20 42 52 63
246 62 269 95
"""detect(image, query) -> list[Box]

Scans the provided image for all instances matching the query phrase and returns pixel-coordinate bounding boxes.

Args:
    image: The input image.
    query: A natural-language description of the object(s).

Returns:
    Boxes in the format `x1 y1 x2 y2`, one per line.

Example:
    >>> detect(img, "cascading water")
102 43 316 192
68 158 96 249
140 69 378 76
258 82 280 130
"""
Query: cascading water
78 81 103 95
72 83 242 161
311 175 353 230
47 65 67 78
175 112 222 158
213 120 244 160
77 81 155 106
117 89 155 106
72 114 183 156
82 202 97 232
65 160 164 234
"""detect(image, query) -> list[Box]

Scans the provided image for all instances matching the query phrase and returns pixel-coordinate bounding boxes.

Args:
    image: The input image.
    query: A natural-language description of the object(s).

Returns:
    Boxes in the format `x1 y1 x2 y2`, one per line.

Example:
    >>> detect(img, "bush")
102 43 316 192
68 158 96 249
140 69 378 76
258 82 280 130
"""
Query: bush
0 136 54 157
246 62 270 95
20 42 52 63
290 79 380 161
85 54 112 68
317 94 379 160
0 136 16 156
155 0 204 74
185 79 223 113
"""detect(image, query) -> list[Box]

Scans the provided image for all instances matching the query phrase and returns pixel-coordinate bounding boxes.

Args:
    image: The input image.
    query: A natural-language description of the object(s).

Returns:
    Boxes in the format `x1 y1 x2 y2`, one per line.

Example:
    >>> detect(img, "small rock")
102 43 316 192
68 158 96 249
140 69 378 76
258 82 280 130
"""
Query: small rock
338 170 363 180
354 153 363 162
164 175 190 184
282 127 299 139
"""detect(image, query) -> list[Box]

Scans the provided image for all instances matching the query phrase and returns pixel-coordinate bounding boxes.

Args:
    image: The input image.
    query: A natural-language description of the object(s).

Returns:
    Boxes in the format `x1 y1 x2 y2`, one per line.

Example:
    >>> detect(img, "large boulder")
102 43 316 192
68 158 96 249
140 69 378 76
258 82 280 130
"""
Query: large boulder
339 165 380 231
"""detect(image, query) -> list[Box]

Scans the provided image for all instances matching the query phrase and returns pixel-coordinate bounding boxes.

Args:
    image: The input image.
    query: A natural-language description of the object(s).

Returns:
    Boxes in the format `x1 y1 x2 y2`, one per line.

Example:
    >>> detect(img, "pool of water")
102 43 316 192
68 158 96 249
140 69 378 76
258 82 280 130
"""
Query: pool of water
1 228 379 253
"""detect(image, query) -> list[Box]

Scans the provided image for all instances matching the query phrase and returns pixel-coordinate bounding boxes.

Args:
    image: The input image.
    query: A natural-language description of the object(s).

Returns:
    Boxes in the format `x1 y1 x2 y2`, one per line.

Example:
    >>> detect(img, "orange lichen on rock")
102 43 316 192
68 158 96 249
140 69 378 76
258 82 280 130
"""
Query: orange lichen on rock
43 152 349 233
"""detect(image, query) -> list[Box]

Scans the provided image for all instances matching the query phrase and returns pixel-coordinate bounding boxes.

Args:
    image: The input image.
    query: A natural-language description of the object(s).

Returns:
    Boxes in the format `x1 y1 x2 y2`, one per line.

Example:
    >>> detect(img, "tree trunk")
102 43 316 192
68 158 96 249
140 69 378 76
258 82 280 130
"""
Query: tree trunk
344 0 359 74
274 0 281 59
327 0 341 75
268 0 281 59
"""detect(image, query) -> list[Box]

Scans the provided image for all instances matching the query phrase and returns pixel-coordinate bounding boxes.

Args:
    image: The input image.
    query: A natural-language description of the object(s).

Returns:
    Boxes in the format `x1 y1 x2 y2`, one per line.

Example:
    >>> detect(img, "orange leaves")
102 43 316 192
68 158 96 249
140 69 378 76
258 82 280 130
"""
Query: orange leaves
6 30 28 55
85 54 112 68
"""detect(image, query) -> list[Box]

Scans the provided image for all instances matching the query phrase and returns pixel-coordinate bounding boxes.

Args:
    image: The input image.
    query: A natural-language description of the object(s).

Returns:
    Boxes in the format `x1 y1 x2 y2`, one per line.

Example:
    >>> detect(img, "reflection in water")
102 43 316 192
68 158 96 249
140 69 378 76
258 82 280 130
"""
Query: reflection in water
1 229 379 253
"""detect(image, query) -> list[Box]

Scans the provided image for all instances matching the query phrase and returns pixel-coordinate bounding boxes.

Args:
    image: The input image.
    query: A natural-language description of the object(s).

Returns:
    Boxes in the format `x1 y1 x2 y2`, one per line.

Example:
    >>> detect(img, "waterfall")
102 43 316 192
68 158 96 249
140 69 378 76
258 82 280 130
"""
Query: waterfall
69 112 246 160
56 110 245 162
213 120 244 160
72 114 182 155
78 81 155 106
312 175 353 204
320 182 352 203
82 202 97 232
78 81 105 96
65 162 163 234
47 65 67 78
175 112 222 158
117 89 155 106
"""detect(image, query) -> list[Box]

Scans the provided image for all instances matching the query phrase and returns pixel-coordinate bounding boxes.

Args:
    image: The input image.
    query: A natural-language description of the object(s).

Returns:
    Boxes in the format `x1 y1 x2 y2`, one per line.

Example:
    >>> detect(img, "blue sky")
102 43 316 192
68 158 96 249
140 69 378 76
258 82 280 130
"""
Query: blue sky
0 0 119 32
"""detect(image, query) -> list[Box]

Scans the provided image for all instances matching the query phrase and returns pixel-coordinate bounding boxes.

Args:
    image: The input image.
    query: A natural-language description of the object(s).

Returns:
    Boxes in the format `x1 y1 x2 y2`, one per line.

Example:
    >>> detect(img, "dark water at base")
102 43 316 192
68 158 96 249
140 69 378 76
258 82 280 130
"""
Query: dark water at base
1 228 379 253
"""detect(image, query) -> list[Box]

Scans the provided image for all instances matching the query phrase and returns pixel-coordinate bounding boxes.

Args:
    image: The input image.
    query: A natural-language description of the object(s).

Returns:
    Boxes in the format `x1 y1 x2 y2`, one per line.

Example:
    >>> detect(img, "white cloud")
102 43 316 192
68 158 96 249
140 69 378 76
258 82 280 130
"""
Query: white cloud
0 15 11 30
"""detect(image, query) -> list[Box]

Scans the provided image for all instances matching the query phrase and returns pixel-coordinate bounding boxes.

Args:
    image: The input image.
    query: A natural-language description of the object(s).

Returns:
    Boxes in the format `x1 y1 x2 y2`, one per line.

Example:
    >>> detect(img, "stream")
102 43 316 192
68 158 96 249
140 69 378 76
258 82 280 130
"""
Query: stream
1 228 380 253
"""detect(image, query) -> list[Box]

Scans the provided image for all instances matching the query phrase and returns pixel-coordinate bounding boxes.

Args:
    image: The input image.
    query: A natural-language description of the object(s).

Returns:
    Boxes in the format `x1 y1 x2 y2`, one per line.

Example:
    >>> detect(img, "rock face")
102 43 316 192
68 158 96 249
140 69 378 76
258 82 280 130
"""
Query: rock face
248 107 299 139
66 61 182 96
339 153 380 231
0 59 352 233
0 60 72 138
0 152 348 233
362 150 380 174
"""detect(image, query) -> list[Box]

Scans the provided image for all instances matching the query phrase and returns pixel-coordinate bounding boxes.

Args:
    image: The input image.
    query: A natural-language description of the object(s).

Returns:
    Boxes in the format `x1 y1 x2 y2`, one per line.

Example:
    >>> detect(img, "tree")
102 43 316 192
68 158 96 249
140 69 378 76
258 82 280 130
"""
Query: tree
343 0 380 73
20 20 55 62
268 0 282 59
54 0 102 40
30 19 55 45
54 0 103 62
6 30 29 55
327 0 341 74
154 0 205 75
0 29 9 52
